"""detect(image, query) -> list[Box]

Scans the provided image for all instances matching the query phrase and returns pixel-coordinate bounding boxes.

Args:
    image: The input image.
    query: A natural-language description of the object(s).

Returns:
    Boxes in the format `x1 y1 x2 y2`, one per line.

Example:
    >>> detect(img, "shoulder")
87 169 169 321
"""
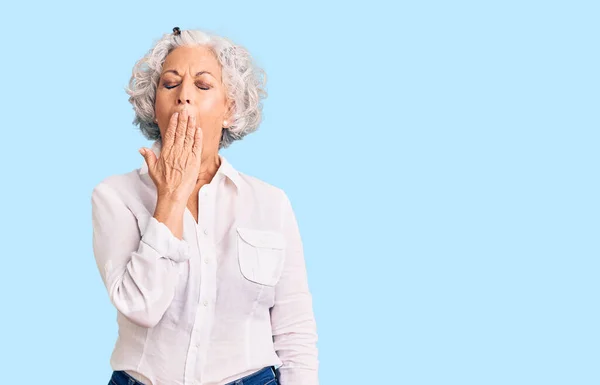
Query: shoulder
91 168 148 207
237 170 288 203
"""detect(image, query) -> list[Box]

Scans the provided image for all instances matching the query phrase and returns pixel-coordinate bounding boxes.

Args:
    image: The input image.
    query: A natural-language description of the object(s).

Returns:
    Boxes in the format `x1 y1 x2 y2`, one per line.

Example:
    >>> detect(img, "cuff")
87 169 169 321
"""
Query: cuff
277 367 320 385
141 216 191 262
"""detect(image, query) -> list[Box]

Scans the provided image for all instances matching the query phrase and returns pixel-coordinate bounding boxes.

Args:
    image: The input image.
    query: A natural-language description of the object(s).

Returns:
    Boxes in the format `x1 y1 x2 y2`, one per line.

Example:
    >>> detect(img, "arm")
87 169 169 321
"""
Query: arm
91 181 190 328
270 191 320 385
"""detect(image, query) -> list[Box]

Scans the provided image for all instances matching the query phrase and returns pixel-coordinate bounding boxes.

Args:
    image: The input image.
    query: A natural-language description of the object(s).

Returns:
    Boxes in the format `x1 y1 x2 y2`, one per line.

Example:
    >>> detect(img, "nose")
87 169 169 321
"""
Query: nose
176 78 194 105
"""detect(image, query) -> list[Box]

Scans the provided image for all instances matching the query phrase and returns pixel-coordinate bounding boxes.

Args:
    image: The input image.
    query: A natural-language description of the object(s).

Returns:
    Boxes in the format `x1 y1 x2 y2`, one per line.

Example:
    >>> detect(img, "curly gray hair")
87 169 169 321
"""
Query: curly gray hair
125 28 268 149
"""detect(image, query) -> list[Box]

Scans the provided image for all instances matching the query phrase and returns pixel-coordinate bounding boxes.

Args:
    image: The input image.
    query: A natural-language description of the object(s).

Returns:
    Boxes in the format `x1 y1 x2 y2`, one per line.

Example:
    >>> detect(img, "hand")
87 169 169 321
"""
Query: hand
139 109 203 203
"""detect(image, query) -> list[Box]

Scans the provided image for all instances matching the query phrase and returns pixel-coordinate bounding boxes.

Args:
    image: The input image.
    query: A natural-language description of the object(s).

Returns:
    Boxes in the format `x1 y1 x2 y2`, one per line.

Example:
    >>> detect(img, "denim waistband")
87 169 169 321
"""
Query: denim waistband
110 370 146 385
110 366 279 385
224 366 278 385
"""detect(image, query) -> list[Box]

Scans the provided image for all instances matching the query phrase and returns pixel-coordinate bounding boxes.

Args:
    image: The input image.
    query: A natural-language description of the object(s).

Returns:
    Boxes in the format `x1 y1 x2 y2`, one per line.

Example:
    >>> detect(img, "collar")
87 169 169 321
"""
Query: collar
139 139 242 190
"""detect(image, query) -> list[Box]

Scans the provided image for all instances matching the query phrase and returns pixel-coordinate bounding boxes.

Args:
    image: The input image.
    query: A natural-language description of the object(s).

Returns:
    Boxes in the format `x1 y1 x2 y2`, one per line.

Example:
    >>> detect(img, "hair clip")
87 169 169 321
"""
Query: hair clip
172 27 181 36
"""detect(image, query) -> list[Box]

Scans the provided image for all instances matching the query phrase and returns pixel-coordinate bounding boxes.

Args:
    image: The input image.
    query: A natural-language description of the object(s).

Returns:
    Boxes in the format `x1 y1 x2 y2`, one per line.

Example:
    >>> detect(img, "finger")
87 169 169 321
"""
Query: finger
174 109 189 152
192 124 203 158
139 147 156 171
162 112 179 151
184 115 196 154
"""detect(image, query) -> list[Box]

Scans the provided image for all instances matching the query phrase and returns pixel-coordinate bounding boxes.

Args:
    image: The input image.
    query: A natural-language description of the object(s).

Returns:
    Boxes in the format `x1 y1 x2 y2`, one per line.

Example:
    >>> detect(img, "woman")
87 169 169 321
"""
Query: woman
91 27 319 385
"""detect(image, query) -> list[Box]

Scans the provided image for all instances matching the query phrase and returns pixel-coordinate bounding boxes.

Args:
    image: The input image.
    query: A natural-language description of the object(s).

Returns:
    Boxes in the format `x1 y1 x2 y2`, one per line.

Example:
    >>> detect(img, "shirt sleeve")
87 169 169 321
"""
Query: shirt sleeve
91 181 191 328
270 191 320 385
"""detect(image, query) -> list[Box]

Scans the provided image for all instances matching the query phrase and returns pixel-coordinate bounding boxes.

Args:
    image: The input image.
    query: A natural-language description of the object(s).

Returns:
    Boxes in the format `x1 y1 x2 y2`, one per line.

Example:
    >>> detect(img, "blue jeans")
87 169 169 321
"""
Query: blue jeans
109 366 280 385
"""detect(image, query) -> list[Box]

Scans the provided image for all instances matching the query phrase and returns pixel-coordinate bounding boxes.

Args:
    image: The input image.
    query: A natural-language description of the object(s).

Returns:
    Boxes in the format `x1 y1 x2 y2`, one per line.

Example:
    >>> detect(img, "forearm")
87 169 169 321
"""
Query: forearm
271 293 319 385
108 236 181 328
92 183 191 328
271 191 320 384
154 195 186 240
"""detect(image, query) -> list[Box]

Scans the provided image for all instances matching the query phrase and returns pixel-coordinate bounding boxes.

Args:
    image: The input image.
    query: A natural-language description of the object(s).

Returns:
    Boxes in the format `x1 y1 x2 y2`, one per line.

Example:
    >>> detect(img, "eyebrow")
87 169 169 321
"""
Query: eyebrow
161 69 214 78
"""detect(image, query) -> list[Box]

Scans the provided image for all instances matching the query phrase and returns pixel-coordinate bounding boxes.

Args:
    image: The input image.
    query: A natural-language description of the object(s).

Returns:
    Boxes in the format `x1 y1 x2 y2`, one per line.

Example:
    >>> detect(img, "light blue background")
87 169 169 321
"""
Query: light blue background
0 1 597 384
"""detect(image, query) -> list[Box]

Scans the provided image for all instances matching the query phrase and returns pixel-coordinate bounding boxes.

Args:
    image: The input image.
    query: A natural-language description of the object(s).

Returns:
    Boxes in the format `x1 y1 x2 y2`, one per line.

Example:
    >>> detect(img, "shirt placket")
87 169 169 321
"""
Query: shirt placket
184 182 219 385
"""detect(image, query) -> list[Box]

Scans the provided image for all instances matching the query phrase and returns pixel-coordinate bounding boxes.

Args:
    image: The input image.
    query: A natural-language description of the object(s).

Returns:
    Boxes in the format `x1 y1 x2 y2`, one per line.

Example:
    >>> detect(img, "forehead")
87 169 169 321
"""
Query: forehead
162 45 221 76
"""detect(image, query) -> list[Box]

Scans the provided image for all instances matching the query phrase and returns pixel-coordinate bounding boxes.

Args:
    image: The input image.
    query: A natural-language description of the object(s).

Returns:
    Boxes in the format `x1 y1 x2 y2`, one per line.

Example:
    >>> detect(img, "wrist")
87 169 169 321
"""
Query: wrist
157 191 188 206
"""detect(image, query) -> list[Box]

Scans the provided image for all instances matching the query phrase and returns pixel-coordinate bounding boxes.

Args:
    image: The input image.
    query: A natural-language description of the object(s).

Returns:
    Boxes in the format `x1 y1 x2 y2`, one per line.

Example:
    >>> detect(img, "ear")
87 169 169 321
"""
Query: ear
223 98 235 123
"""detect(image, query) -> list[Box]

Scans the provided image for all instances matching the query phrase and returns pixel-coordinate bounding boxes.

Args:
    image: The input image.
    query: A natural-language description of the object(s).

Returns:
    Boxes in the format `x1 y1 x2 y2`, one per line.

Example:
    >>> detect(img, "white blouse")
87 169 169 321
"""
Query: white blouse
91 140 319 385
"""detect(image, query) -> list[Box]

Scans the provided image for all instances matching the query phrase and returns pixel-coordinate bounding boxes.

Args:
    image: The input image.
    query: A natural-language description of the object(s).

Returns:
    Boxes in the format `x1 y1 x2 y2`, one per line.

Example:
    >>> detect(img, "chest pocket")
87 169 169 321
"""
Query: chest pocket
236 227 286 286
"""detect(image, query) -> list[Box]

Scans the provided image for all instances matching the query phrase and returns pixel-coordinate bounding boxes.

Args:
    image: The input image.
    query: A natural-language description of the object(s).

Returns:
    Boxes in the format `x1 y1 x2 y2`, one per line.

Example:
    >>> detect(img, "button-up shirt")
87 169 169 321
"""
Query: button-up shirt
91 140 319 385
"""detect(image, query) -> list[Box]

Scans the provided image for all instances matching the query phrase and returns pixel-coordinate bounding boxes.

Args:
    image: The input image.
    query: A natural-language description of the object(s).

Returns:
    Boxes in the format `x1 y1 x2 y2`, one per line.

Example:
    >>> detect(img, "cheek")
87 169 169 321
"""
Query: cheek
200 88 228 111
154 94 170 117
197 96 223 117
196 101 226 130
154 95 172 136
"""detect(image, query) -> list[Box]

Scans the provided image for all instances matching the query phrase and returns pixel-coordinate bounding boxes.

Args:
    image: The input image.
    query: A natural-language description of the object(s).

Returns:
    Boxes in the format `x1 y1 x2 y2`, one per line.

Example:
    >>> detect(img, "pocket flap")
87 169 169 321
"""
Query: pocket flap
236 227 286 249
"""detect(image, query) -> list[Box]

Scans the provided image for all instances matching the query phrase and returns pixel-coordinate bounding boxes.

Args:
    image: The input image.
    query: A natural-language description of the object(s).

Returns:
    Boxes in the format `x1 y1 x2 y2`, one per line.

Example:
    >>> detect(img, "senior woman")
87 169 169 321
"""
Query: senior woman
91 27 319 385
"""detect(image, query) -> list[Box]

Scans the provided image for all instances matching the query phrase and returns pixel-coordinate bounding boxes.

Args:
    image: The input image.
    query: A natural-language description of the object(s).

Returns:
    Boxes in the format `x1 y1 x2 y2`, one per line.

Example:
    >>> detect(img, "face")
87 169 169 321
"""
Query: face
154 45 232 158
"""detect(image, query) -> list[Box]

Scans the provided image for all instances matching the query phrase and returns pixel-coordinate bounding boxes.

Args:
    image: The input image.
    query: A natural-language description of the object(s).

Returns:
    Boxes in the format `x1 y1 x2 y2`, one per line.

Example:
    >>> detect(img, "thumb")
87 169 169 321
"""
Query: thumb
139 147 156 170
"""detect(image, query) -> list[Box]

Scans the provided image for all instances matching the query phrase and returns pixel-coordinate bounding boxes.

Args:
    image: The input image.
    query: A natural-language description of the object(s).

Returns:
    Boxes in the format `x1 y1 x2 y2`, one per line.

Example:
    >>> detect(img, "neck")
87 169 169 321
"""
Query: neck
195 152 221 188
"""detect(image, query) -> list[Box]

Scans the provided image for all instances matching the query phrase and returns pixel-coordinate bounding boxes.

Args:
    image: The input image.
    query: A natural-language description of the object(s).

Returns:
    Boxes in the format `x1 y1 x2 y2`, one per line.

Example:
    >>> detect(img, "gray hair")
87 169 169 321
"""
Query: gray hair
125 28 268 149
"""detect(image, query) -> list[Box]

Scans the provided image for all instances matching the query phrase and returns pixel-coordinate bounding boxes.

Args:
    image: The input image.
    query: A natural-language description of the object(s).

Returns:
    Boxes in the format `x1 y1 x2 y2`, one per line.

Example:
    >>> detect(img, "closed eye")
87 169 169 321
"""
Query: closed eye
164 83 211 90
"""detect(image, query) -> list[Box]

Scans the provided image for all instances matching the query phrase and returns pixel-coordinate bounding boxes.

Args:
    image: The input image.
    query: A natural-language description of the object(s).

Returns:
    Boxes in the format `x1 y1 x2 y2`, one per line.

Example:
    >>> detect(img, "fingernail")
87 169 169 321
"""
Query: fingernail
173 112 179 119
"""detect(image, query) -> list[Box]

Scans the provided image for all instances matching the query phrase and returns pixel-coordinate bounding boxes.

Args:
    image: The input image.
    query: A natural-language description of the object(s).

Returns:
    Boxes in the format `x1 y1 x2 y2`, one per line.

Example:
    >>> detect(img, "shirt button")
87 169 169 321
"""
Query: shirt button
204 258 209 264
203 228 208 235
203 299 208 306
